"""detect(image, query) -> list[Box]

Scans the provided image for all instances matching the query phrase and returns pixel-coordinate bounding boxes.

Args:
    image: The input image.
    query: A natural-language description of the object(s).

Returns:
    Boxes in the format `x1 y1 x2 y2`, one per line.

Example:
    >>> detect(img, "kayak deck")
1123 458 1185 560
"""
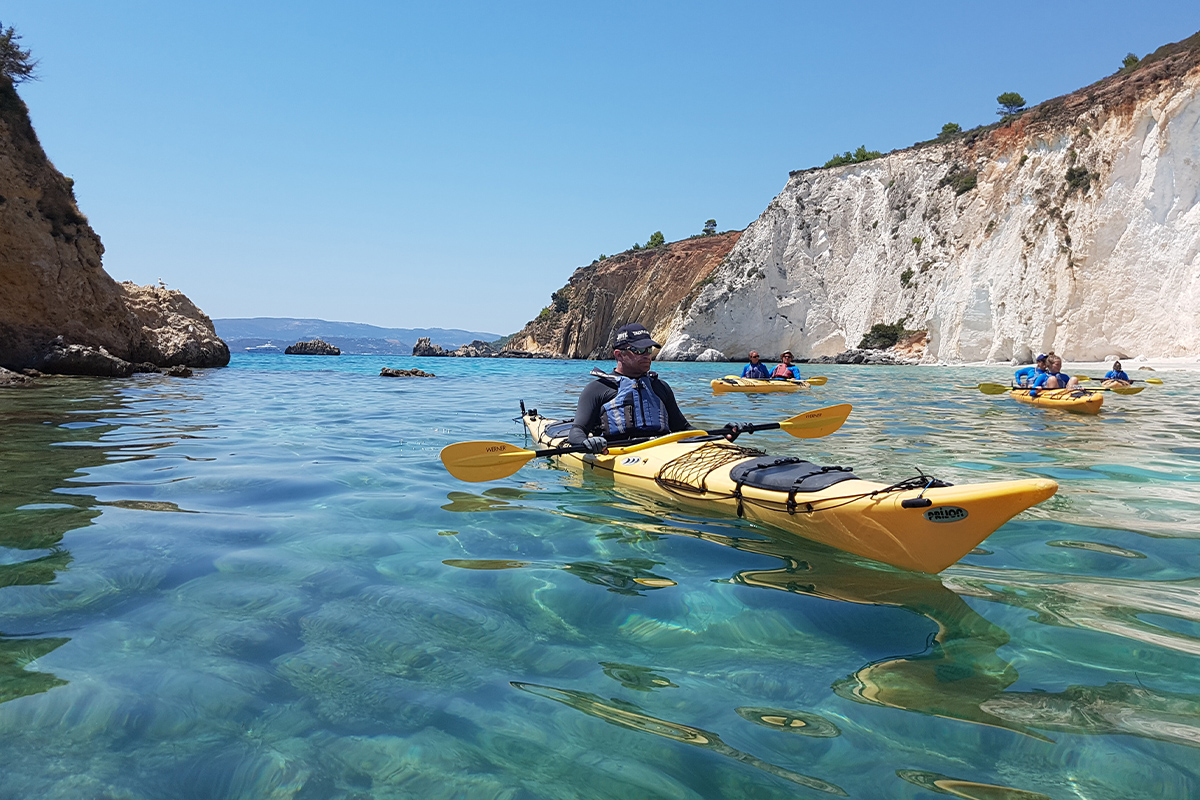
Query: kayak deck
1010 388 1103 414
712 376 809 393
522 409 1057 574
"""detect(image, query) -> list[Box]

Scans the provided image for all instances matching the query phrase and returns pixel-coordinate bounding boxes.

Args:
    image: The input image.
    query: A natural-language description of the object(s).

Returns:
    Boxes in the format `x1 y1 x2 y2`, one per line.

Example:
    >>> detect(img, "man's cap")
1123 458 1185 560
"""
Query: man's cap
781 350 793 357
614 323 660 350
1036 353 1048 361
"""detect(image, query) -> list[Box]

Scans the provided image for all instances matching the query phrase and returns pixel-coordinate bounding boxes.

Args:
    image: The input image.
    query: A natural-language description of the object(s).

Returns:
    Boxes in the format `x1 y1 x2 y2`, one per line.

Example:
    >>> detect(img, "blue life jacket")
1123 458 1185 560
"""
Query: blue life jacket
1014 365 1041 387
1031 371 1070 395
742 362 771 379
592 369 671 437
1105 370 1129 381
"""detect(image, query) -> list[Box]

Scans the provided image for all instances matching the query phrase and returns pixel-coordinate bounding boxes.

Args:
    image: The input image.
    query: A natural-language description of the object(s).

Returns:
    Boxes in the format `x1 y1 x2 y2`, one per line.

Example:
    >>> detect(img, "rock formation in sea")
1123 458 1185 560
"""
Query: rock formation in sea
0 79 229 375
658 32 1200 363
285 339 341 355
412 337 449 357
380 367 435 378
507 232 741 359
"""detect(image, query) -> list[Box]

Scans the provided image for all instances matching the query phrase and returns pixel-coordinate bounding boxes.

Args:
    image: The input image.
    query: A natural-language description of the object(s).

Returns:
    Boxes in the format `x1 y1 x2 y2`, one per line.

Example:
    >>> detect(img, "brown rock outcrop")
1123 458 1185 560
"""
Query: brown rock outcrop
0 80 229 374
412 337 449 356
507 231 741 359
453 339 497 357
285 339 341 355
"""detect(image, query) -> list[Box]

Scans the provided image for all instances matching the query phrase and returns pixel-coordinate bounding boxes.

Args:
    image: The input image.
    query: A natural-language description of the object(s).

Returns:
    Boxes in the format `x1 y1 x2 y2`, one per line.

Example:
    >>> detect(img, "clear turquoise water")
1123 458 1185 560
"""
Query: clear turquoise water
1 355 1198 799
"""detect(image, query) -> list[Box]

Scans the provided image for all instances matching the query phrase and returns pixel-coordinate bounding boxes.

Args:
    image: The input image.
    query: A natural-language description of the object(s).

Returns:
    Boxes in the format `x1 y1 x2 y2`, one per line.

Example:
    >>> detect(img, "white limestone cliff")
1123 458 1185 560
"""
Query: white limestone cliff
659 39 1200 363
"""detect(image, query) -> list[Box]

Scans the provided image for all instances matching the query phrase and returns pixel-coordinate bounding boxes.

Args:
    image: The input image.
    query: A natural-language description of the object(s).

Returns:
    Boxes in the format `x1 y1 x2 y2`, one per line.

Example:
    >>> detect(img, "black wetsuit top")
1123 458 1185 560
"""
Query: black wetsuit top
567 372 692 446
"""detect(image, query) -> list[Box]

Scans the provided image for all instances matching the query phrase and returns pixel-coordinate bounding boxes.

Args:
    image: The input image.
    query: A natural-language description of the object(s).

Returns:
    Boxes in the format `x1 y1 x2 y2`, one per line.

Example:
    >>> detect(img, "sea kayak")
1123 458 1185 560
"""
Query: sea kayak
521 407 1057 574
711 376 809 393
1010 388 1103 415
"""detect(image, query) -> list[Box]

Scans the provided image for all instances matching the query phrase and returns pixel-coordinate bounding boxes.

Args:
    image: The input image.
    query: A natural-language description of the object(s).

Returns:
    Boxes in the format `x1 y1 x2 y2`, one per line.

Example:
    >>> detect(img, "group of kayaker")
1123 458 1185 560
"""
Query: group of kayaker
1014 352 1132 392
741 349 802 381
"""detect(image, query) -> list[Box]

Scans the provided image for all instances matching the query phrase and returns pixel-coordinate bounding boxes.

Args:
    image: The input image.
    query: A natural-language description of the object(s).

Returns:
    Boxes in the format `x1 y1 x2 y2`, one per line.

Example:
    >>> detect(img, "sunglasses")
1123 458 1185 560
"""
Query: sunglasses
622 346 655 355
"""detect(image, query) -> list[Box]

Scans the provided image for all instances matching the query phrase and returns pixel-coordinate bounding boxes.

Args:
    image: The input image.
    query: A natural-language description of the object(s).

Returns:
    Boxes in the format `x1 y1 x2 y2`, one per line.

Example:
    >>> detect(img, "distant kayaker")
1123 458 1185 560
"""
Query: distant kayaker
1014 353 1049 387
568 322 749 454
1103 360 1131 386
741 350 771 379
1031 354 1079 393
770 350 802 381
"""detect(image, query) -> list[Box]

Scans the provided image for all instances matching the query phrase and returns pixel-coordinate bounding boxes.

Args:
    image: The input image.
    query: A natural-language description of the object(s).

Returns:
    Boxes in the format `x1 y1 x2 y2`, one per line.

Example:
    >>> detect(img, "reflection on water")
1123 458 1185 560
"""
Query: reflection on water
946 564 1200 657
600 662 679 692
0 360 1198 797
460 485 1200 755
0 635 70 704
898 769 1051 800
512 682 848 796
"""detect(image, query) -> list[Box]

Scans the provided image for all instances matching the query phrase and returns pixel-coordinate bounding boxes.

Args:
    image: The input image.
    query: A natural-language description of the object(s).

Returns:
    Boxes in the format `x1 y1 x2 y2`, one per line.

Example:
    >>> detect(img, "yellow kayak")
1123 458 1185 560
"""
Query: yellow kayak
712 375 810 393
1010 388 1103 415
522 409 1057 574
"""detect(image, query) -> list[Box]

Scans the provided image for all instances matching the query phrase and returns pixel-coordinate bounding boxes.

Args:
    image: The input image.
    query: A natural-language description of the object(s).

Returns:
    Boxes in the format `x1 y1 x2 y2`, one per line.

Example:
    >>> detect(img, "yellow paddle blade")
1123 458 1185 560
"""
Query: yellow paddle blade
778 403 853 437
977 383 1012 395
1145 377 1164 384
805 376 829 385
1109 385 1144 395
440 441 540 482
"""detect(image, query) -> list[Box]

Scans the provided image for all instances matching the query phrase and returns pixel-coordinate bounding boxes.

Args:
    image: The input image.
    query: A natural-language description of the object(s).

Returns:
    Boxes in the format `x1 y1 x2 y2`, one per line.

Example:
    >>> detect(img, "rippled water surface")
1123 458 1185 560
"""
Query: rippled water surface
2 355 1199 799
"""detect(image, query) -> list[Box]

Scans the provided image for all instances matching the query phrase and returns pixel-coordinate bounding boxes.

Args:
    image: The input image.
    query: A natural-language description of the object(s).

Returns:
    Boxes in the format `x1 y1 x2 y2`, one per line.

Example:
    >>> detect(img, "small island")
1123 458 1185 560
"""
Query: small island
285 339 341 355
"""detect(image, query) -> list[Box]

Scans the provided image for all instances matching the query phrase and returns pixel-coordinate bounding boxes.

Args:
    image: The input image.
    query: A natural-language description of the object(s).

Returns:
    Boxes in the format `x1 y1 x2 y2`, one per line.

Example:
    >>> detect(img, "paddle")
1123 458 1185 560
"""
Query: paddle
1078 376 1163 385
795 376 828 385
970 382 1143 396
440 403 853 483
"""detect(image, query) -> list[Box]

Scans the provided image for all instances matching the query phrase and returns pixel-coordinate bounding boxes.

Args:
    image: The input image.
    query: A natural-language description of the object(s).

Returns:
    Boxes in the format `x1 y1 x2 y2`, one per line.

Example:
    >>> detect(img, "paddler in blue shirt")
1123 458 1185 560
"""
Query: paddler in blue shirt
770 350 802 381
1014 353 1048 387
1030 354 1079 394
1103 360 1131 386
568 322 750 454
741 350 770 379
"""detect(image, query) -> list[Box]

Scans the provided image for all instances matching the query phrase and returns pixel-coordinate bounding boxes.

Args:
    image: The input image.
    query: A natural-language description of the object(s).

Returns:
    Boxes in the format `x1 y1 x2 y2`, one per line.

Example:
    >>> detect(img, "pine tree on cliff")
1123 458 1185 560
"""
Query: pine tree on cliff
996 92 1026 117
0 23 39 85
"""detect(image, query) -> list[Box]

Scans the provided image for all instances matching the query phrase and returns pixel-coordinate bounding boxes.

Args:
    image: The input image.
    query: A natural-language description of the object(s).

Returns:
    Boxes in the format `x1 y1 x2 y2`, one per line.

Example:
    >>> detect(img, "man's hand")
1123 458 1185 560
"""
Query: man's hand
582 436 608 454
724 422 754 441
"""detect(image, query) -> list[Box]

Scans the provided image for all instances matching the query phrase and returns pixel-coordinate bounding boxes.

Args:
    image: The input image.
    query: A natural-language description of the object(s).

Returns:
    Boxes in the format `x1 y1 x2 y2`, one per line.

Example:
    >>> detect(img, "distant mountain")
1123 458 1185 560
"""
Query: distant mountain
214 317 500 355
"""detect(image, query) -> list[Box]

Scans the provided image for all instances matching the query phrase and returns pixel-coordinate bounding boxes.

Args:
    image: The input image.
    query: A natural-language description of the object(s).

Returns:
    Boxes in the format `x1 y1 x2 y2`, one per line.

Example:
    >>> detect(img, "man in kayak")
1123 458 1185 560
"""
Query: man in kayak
1103 360 1131 386
770 350 802 380
1014 353 1049 387
1031 354 1079 393
568 322 748 454
741 350 771 379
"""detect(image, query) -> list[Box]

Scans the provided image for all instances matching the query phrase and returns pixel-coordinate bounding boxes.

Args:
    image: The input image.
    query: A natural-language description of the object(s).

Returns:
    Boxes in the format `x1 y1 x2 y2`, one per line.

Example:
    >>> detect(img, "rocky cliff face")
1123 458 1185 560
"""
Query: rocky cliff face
0 80 228 373
509 231 741 358
659 32 1200 363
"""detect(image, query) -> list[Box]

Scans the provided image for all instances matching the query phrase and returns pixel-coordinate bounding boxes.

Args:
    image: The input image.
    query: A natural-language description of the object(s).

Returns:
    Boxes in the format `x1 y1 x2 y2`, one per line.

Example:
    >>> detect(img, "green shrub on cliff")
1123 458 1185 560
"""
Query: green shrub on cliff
858 319 914 350
824 146 882 168
0 23 38 85
939 167 977 195
938 122 962 140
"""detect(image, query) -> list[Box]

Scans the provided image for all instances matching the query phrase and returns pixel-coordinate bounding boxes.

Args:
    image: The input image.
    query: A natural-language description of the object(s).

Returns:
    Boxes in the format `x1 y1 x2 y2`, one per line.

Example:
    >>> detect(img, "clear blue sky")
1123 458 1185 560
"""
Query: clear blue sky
7 2 1199 334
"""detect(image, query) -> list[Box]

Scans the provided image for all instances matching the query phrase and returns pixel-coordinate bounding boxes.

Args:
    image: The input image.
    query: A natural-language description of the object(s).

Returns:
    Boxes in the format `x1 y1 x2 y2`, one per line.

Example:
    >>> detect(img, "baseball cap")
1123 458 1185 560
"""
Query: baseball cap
613 323 660 350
